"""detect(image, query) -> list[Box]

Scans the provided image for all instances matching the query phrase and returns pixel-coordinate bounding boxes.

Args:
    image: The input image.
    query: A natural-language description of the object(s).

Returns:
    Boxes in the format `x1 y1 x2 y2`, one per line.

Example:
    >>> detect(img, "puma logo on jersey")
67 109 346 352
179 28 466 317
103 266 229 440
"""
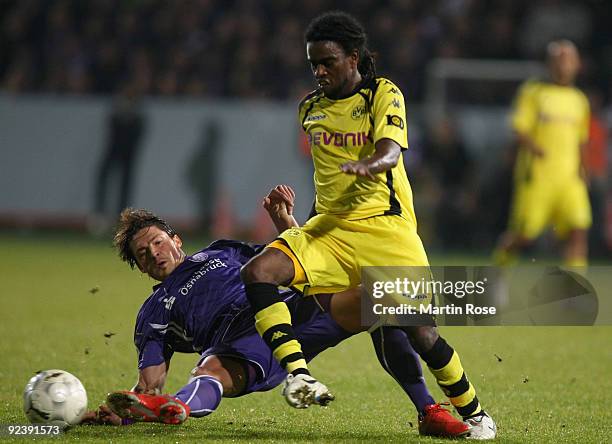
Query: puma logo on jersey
271 331 288 341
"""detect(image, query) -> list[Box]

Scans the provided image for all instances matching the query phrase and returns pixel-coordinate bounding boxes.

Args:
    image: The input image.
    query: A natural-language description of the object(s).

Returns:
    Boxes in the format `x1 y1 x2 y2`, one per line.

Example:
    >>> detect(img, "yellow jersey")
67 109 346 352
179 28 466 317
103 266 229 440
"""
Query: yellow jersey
511 80 590 182
299 77 416 223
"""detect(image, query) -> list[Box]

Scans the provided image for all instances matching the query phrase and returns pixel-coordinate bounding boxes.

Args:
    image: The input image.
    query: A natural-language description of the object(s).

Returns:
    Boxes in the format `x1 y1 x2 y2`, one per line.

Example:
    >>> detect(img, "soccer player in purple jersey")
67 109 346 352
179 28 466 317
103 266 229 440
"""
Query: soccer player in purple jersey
80 188 470 438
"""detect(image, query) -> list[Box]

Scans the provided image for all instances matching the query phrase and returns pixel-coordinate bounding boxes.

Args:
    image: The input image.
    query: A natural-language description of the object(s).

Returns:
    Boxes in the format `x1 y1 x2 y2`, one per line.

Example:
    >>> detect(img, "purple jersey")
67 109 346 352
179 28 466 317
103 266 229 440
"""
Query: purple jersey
135 240 271 369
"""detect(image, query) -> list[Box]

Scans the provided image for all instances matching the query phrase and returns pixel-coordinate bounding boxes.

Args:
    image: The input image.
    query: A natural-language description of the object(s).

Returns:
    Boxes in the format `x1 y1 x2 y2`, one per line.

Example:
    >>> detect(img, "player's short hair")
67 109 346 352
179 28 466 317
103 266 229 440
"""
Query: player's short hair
305 11 376 80
546 39 578 59
113 208 177 269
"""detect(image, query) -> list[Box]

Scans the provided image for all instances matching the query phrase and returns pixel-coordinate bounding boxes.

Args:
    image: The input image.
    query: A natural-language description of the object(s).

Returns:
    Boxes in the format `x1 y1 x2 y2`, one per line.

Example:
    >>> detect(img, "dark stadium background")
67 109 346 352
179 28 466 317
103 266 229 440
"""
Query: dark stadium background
1 3 612 443
1 0 610 256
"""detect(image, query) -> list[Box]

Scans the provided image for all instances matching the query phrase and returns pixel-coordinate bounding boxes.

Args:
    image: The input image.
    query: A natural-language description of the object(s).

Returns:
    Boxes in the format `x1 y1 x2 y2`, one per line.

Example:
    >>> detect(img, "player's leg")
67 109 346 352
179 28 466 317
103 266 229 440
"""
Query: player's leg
494 182 549 265
557 180 592 267
107 356 250 424
493 230 533 265
345 208 495 437
242 216 361 408
405 326 496 439
177 356 250 416
291 290 441 417
563 228 588 266
325 289 468 437
327 288 436 413
350 215 492 436
370 327 434 412
371 327 470 437
407 326 479 417
240 246 311 378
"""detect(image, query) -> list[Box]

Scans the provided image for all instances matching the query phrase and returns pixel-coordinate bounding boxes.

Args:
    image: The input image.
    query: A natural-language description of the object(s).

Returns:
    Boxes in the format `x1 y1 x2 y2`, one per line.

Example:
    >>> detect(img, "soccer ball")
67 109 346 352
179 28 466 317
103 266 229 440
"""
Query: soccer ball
23 369 88 428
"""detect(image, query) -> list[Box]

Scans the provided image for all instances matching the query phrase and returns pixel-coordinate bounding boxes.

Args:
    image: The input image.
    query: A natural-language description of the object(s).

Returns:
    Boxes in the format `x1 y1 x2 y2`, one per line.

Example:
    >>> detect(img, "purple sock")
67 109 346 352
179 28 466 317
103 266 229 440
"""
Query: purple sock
174 375 223 418
371 327 435 415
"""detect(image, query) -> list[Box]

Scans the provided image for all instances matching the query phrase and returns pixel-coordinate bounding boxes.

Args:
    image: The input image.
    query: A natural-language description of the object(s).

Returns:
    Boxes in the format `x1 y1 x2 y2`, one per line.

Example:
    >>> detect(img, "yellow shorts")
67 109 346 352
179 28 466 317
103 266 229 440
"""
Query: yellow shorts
509 177 591 240
272 213 429 294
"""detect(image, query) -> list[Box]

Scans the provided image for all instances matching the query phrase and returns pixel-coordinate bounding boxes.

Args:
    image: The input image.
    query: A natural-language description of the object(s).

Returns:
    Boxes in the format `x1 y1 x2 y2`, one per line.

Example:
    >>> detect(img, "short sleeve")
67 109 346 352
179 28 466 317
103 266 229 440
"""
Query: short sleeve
298 100 307 128
511 81 538 134
372 80 409 149
298 91 321 130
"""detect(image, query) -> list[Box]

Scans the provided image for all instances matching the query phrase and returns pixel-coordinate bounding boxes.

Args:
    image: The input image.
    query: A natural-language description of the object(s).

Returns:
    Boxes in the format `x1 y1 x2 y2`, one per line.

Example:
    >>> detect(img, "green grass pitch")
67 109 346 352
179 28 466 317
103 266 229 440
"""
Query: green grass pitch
0 234 610 443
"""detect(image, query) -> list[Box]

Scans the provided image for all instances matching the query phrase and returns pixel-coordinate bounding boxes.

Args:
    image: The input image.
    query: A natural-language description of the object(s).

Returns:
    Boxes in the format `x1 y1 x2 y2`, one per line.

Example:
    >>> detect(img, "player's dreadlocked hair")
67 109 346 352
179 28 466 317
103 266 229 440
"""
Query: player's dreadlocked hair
305 11 376 80
113 208 177 269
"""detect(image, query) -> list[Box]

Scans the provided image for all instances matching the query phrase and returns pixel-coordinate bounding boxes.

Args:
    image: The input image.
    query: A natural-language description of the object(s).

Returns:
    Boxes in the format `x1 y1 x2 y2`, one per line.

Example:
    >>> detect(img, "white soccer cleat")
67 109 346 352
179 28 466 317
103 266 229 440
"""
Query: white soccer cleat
465 412 497 440
281 374 334 409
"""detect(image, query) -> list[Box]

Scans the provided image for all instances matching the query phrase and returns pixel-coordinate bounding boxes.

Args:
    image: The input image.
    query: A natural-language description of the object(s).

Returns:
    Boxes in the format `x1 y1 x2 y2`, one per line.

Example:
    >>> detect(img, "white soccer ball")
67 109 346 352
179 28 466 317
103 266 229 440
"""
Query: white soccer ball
23 369 88 428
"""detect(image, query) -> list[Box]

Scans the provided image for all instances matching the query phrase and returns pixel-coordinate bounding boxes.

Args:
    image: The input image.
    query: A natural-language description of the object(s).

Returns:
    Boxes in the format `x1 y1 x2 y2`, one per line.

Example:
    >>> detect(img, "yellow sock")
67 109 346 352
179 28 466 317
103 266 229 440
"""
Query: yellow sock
564 256 587 267
429 351 482 417
493 247 518 266
255 302 308 373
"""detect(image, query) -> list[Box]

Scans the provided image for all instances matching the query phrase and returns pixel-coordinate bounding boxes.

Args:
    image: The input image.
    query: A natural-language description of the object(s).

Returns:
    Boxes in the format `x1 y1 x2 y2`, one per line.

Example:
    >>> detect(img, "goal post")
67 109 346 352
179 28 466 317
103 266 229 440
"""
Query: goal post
424 58 546 126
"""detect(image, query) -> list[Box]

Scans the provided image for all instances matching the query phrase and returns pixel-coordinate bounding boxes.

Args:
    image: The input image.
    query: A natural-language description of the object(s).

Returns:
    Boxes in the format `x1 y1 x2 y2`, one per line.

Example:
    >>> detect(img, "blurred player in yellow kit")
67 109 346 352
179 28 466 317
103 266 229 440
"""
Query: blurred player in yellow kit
495 40 591 267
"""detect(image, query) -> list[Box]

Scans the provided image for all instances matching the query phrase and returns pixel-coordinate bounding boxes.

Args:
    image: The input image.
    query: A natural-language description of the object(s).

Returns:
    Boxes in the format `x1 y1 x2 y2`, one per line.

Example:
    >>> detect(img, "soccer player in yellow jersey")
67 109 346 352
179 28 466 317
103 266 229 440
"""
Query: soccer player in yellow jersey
241 12 495 438
495 40 591 267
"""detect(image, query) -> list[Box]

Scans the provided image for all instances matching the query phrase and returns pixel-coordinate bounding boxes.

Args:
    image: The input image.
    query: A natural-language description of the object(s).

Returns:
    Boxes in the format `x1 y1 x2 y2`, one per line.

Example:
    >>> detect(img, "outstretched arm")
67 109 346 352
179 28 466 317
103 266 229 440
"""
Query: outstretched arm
515 130 545 158
339 138 401 180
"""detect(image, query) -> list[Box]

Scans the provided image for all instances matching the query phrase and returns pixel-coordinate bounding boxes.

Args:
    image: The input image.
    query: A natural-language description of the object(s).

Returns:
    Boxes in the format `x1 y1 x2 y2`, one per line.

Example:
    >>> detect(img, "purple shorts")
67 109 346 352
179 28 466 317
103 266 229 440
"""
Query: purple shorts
197 295 352 395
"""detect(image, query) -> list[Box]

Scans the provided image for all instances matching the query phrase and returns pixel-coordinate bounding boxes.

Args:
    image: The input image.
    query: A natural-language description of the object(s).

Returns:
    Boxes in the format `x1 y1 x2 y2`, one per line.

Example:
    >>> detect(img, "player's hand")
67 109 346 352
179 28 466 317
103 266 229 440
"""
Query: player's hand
263 185 296 216
80 404 122 426
80 410 99 424
528 144 545 158
340 161 376 180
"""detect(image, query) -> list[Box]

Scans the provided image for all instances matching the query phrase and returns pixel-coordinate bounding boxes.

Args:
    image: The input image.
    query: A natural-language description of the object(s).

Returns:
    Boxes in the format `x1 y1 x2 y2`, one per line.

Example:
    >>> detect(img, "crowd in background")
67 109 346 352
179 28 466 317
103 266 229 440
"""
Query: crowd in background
1 0 610 101
1 0 610 255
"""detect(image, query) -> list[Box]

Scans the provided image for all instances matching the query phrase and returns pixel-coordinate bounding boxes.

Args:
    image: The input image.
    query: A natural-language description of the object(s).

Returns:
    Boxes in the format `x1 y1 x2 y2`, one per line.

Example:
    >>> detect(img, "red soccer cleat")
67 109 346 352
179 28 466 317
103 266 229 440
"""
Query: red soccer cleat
418 402 470 438
106 391 190 425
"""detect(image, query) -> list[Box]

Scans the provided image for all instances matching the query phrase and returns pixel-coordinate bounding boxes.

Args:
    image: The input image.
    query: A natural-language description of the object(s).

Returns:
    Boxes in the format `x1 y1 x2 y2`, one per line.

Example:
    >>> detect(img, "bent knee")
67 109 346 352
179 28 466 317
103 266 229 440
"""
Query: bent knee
240 259 261 283
192 356 247 397
192 363 224 381
240 249 294 285
406 326 439 354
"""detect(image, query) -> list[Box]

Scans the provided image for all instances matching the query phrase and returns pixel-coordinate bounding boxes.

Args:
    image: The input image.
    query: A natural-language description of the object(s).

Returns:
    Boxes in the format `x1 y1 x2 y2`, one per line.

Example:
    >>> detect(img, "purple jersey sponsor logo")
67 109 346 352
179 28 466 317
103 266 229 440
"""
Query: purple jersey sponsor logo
179 258 228 296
